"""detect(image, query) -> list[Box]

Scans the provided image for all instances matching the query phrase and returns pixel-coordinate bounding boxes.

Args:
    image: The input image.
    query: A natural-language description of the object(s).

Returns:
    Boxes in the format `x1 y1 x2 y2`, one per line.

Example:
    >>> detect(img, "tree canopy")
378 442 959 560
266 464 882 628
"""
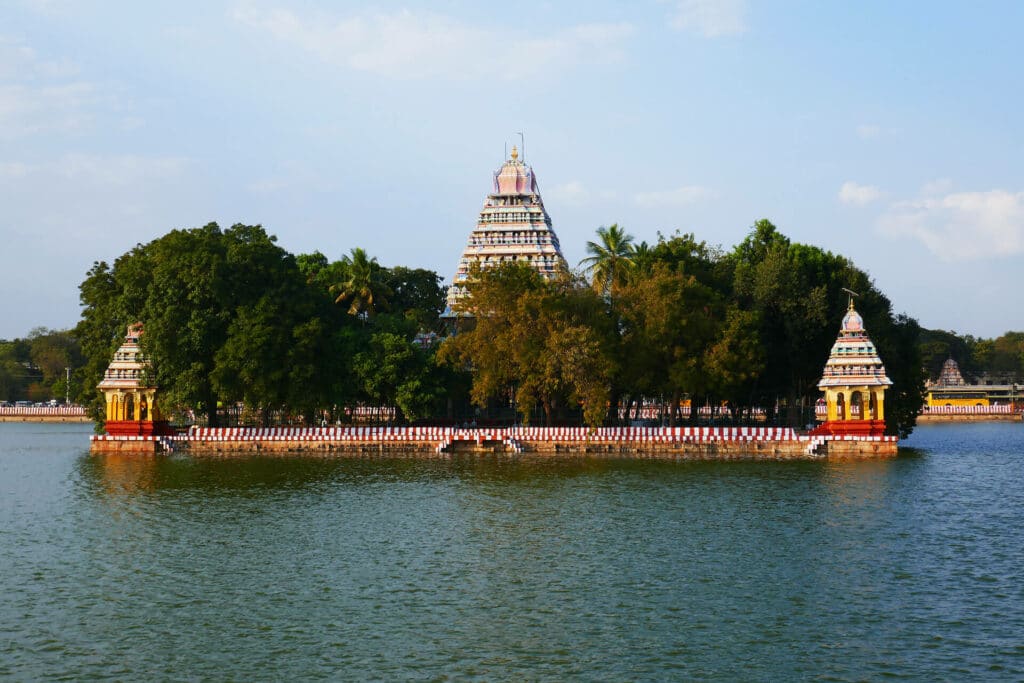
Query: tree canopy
75 223 448 428
64 218 940 436
439 220 927 435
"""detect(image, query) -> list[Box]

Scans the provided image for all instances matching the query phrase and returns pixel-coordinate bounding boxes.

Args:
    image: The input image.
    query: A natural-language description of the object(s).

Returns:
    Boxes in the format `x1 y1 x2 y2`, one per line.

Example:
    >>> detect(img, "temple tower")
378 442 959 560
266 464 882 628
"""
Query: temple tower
443 146 566 315
97 323 171 436
813 300 892 436
936 357 966 386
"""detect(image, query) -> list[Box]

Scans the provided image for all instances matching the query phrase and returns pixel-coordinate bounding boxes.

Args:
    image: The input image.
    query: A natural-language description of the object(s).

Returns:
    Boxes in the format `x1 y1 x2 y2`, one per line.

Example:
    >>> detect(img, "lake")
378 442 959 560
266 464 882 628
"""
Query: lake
1 421 1022 680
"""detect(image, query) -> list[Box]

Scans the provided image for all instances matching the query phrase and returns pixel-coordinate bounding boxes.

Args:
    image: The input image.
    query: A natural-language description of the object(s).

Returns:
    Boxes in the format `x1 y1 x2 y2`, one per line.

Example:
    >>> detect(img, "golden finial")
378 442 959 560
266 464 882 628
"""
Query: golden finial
510 145 518 162
842 287 859 310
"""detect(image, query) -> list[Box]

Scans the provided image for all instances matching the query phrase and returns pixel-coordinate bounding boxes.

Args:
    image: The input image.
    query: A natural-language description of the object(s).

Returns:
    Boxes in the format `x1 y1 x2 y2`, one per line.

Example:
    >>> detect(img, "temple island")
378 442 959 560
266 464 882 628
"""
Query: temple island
89 148 902 459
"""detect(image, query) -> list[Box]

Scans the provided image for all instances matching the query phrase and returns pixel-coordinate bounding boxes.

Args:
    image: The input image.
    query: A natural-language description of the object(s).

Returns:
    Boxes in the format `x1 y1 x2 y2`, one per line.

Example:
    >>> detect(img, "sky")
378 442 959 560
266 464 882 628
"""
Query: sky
2 0 1023 339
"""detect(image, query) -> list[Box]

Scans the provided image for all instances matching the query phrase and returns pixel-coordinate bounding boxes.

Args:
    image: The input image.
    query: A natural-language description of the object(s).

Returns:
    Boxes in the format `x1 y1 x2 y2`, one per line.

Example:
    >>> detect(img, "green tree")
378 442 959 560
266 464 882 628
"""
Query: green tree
353 332 441 423
26 328 83 401
77 222 331 427
0 341 29 401
579 224 634 298
439 263 611 427
703 306 765 413
727 219 926 433
331 247 391 318
383 266 445 330
617 263 721 425
869 314 927 438
629 240 655 276
731 222 840 425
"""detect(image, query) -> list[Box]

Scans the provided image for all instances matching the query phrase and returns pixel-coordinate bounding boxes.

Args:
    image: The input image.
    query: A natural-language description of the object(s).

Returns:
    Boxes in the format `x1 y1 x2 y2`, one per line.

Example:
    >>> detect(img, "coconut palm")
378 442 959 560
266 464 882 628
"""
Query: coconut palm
579 224 635 296
330 247 391 318
630 240 655 276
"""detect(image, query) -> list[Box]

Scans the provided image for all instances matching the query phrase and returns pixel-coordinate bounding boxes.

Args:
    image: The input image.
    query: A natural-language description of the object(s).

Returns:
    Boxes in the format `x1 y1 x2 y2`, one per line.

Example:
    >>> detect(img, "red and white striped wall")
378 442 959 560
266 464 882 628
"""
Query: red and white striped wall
921 404 1015 414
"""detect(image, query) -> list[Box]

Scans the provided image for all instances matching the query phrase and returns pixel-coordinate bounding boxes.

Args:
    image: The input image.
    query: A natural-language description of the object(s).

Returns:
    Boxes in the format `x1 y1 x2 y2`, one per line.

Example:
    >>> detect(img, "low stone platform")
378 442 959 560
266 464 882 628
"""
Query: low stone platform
90 427 899 459
90 435 161 453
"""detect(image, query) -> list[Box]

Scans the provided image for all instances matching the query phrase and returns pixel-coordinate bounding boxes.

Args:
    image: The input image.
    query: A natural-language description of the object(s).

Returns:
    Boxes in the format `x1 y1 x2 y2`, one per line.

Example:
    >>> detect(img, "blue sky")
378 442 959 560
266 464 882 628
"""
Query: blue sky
2 0 1023 338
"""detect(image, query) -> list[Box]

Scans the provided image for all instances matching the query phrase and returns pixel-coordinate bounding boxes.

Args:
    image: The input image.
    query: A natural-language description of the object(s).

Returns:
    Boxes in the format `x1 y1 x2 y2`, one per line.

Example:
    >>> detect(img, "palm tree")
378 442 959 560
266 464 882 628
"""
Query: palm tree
579 224 635 296
330 248 391 318
630 240 655 276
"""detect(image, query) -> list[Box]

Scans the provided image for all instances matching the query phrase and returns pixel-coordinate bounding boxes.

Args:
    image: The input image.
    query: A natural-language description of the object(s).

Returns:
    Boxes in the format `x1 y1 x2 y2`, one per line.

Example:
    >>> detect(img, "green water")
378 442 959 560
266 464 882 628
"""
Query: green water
1 422 1023 680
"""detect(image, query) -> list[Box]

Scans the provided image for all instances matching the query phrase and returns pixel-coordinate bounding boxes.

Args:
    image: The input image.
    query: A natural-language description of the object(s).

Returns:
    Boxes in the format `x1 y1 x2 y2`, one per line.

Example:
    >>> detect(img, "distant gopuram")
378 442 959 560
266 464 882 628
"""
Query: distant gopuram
935 357 966 386
443 145 566 316
813 300 893 437
97 323 171 436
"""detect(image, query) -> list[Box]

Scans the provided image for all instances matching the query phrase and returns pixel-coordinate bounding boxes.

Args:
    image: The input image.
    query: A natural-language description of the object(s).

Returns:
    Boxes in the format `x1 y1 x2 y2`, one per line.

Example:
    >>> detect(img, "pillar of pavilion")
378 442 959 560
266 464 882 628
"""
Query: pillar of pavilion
97 323 171 437
811 300 892 437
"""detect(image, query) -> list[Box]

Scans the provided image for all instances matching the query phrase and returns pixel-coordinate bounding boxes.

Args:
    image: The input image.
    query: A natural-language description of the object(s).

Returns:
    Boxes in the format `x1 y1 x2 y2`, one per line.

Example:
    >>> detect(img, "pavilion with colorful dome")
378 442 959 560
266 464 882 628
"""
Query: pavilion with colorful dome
442 145 566 316
812 299 893 437
97 323 171 437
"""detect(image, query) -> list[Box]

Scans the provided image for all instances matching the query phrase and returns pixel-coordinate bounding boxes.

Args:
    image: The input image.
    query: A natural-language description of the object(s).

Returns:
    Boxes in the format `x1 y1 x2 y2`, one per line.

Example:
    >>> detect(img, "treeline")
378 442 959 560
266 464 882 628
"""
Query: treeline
76 222 456 427
919 329 1024 383
74 219 929 435
0 328 82 402
444 221 926 437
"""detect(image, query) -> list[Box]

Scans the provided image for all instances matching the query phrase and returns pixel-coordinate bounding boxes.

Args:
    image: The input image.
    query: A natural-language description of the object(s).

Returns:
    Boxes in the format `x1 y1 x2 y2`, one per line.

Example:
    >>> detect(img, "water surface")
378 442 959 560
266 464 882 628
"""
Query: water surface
1 422 1022 680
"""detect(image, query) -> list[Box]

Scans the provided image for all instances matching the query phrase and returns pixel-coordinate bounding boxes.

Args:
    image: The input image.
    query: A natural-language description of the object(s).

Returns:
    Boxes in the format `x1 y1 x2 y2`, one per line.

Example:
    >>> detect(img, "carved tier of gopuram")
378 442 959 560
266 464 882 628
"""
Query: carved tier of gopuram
811 300 893 440
442 145 566 319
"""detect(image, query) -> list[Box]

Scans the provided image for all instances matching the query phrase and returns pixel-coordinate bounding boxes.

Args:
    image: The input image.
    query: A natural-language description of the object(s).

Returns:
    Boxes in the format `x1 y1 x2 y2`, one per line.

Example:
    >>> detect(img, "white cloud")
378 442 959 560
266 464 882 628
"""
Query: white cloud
839 181 883 206
0 154 189 185
878 189 1024 261
547 180 590 205
0 36 78 79
231 6 633 80
669 0 747 37
0 83 101 138
15 0 74 16
57 154 189 185
920 178 953 196
856 123 880 140
248 160 336 194
0 161 31 179
0 36 110 139
634 185 713 208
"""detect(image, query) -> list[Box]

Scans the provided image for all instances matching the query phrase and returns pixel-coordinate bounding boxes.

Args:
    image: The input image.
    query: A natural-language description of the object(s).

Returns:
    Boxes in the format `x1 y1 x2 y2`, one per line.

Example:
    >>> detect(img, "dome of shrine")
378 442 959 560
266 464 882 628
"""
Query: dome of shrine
493 146 538 195
841 308 864 333
817 305 892 389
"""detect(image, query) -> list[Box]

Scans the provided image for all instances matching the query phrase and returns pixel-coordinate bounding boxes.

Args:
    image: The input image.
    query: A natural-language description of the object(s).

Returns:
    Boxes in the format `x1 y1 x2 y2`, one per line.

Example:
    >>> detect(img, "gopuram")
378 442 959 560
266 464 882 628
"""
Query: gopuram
442 145 566 317
812 300 892 437
935 357 966 387
96 323 171 437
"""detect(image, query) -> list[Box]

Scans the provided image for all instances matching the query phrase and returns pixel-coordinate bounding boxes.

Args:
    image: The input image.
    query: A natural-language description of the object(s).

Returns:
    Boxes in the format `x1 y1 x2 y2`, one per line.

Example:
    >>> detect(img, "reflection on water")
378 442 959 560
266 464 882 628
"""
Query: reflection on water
81 453 163 496
2 422 1024 680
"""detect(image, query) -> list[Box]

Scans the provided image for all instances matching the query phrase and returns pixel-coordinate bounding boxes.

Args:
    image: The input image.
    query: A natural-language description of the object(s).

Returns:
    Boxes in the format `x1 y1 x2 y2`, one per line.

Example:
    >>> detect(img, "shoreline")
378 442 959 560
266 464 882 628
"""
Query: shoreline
90 426 899 459
0 415 92 423
916 413 1022 423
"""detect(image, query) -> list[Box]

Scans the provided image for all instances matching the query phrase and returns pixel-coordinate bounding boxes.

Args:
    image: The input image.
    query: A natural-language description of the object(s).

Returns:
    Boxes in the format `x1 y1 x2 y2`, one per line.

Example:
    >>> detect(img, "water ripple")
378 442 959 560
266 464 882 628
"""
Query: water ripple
0 422 1023 680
